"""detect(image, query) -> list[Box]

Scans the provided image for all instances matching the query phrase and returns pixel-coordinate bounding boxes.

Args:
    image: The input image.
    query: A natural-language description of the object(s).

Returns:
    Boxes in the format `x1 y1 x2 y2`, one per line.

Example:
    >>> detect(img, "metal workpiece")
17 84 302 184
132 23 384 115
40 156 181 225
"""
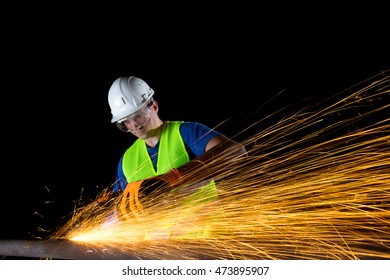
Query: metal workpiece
0 239 140 260
0 239 225 260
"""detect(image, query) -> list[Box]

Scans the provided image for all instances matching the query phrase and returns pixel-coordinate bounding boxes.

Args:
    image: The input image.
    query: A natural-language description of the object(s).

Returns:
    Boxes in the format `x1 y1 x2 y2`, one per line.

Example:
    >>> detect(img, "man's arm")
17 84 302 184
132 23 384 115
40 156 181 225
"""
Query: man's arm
176 134 247 182
141 134 247 193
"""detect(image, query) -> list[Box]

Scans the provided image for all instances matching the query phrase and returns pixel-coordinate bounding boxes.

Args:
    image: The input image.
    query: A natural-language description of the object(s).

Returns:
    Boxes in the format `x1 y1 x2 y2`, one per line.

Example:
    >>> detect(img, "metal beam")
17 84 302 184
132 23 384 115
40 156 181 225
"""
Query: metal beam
0 239 140 259
0 239 221 259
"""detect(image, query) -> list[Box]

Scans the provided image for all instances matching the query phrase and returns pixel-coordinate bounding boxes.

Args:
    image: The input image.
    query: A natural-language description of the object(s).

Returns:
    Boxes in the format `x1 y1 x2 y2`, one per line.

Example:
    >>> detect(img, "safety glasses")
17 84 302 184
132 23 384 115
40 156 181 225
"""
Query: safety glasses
116 104 151 132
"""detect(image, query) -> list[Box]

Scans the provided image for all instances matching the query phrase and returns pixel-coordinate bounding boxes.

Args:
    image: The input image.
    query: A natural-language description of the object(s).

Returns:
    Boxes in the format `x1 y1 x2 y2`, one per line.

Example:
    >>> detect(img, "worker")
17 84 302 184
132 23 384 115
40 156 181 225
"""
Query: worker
104 76 247 237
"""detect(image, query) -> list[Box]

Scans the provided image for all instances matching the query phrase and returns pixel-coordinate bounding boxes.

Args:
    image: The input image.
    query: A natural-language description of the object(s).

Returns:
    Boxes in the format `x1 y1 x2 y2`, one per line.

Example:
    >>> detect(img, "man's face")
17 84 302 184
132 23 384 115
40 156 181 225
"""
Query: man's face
116 104 152 134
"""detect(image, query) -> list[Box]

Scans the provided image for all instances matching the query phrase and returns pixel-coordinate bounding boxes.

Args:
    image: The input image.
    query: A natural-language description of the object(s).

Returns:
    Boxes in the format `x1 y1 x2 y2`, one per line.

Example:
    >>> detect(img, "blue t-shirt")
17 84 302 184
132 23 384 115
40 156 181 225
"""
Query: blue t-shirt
113 121 221 192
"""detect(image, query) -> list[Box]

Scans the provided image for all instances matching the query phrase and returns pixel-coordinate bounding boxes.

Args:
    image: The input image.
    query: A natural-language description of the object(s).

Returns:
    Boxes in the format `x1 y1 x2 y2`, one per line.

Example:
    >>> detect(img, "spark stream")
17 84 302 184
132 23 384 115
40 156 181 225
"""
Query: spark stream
53 70 390 260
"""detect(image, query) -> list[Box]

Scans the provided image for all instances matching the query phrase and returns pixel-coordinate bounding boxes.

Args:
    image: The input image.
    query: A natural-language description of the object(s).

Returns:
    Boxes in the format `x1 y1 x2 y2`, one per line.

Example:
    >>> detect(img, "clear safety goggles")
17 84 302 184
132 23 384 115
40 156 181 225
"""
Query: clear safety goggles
116 104 151 132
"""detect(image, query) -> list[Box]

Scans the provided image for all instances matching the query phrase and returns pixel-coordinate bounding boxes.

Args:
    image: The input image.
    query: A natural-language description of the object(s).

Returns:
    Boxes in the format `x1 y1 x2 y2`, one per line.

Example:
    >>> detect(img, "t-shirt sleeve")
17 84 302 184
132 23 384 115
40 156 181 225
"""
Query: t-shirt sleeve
179 121 221 157
113 155 128 192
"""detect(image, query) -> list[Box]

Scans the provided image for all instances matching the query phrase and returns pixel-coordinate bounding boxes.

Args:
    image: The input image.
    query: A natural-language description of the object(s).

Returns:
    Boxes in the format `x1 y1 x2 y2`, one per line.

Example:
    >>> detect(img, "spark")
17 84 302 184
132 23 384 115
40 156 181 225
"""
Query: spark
52 71 390 259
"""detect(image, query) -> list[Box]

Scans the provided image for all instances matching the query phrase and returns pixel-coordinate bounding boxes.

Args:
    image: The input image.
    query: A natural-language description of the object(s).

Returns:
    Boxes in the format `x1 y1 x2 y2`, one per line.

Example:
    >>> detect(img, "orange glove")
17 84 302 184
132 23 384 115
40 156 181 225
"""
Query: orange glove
119 169 183 220
161 168 183 188
119 180 144 220
141 168 183 194
96 189 115 205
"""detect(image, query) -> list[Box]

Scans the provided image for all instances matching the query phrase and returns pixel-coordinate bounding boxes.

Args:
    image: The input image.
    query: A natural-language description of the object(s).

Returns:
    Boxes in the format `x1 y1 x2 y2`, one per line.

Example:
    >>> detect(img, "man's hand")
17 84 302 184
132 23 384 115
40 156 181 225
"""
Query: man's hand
160 168 183 188
96 189 116 205
119 169 183 219
120 180 144 220
141 168 183 194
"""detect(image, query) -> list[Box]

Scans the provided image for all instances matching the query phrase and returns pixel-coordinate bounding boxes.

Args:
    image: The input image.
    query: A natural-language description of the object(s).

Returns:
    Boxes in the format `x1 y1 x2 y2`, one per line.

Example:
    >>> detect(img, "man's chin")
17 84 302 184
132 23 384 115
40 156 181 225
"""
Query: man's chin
136 132 148 139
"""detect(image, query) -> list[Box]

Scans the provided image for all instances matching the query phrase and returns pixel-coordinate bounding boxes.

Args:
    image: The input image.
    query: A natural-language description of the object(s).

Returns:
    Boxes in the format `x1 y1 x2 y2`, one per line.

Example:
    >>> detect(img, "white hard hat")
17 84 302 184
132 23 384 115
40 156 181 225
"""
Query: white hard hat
108 76 155 123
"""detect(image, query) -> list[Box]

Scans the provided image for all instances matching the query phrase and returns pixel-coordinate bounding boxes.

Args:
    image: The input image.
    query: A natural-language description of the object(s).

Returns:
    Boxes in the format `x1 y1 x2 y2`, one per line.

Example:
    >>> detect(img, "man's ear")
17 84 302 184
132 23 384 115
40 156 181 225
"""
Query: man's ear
151 100 159 112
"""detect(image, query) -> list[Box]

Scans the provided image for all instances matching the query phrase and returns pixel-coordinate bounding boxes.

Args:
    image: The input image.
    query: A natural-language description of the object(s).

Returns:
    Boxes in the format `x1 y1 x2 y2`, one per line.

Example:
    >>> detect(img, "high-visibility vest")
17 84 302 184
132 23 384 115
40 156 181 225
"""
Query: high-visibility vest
122 121 189 181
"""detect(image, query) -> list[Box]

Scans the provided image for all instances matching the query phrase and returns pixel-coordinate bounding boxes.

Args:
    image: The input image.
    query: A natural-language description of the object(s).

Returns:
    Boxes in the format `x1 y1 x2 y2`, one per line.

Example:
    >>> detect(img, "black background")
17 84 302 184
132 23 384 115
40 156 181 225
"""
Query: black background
0 3 389 241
